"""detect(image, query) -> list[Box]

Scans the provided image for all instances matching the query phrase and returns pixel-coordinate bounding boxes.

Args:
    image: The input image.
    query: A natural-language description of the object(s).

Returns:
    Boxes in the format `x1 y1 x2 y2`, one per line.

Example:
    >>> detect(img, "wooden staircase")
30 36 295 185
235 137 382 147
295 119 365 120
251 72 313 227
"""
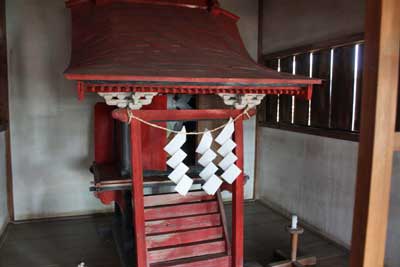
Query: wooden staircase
142 190 231 267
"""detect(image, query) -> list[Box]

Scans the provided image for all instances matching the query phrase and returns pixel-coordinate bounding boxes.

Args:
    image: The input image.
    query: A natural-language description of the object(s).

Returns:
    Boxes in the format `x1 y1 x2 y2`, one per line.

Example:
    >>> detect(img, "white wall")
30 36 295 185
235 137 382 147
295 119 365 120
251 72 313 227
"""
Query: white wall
256 128 358 246
7 0 110 220
0 131 8 234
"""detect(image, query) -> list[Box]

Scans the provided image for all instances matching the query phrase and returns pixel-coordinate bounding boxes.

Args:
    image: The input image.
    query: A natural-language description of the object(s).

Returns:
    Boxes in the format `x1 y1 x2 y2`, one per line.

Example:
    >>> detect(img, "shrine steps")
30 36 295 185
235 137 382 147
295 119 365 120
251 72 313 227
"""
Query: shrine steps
143 191 231 267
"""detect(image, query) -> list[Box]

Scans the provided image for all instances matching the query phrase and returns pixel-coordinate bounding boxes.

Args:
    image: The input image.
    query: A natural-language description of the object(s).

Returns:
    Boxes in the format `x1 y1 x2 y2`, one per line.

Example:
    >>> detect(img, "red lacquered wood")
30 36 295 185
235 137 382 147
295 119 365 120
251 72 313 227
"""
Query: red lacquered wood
96 191 116 205
144 201 219 221
130 120 148 267
141 95 167 171
145 214 221 235
217 191 231 256
144 191 215 207
94 103 115 163
232 117 244 267
83 83 313 98
112 109 256 124
64 1 321 88
146 226 224 249
67 0 210 9
148 240 226 264
154 255 231 267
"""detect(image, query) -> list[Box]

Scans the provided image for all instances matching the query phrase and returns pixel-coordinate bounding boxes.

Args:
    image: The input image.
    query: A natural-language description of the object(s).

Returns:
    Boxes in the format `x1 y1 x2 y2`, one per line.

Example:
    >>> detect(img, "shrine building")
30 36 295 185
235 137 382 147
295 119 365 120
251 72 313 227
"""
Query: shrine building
0 1 399 267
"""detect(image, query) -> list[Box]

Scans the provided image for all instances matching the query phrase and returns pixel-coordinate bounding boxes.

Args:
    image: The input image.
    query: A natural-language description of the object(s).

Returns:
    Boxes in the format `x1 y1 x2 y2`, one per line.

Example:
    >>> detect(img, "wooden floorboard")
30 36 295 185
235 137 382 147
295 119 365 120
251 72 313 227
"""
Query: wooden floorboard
0 201 348 266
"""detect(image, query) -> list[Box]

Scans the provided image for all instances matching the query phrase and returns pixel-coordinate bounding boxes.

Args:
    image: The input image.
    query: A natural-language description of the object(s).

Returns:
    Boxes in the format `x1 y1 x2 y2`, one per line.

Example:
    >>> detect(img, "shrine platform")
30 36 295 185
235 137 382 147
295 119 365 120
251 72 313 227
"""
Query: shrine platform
0 202 348 267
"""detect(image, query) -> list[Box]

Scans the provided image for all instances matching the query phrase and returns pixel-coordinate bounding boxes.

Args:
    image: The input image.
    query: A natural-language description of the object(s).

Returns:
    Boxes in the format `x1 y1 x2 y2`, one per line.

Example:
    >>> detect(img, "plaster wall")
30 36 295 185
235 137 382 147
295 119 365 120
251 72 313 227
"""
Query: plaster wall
7 0 110 220
6 0 259 220
0 131 8 235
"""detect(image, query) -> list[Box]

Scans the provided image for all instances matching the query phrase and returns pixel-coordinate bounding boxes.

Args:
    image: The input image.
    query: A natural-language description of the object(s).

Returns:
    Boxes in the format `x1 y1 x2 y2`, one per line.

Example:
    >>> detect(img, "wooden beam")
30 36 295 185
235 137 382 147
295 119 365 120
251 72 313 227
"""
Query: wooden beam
350 0 400 266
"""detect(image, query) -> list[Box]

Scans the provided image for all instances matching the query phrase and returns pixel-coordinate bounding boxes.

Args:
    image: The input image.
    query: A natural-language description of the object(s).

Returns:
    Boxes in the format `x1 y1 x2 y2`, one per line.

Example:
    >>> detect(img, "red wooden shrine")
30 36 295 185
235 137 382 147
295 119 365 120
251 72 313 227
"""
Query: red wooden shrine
64 1 321 267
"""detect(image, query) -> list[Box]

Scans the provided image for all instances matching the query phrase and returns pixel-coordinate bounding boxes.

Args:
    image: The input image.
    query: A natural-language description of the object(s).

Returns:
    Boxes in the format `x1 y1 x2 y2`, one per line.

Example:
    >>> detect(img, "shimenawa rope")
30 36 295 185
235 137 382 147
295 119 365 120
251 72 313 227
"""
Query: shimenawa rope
126 106 252 136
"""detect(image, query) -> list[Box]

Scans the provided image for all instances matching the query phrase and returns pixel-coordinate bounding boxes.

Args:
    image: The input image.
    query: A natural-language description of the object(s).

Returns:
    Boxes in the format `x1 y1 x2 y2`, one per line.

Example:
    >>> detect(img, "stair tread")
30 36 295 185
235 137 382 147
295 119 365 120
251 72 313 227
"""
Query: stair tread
144 201 219 221
144 191 215 207
148 239 227 264
145 213 221 234
150 253 230 267
146 226 224 249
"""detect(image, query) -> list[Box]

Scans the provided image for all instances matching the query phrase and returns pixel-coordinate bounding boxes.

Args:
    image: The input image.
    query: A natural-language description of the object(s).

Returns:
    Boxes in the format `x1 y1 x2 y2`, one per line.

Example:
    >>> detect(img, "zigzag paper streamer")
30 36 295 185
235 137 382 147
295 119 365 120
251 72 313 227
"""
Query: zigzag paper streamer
196 130 222 195
216 120 242 184
164 126 192 195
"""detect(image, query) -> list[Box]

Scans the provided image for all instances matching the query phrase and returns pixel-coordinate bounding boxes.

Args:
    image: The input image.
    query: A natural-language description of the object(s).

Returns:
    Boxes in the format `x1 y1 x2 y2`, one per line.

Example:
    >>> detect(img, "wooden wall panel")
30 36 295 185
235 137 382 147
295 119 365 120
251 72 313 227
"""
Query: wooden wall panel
279 56 294 124
331 46 356 130
294 53 310 125
265 95 278 123
311 50 331 128
262 59 279 123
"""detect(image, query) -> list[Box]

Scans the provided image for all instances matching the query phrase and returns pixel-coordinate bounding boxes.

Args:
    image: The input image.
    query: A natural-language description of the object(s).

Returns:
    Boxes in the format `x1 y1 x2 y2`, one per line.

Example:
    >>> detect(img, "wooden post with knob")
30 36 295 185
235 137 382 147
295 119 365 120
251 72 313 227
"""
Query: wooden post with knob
268 216 317 267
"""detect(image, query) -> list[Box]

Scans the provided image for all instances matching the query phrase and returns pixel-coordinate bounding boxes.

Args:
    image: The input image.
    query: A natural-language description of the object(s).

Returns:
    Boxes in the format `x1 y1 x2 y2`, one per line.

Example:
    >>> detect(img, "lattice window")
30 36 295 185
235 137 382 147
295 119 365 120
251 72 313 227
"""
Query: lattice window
259 35 366 141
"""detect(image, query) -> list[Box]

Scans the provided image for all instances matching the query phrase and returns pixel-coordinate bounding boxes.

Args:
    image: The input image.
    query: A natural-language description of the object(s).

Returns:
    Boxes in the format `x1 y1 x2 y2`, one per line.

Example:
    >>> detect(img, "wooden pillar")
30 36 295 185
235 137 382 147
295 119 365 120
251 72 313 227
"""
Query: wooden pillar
232 117 244 267
130 119 148 267
350 0 400 266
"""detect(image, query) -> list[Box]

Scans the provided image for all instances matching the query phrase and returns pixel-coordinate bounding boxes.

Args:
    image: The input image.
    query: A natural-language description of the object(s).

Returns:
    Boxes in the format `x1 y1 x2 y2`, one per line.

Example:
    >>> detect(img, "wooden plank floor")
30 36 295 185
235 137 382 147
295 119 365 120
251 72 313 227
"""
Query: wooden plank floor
0 201 348 267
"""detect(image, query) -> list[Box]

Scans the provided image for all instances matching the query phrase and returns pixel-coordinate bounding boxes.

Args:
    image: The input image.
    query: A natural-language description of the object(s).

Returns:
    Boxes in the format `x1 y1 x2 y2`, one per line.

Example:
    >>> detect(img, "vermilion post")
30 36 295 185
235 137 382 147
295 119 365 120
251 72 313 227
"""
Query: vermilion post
232 117 244 267
130 119 148 267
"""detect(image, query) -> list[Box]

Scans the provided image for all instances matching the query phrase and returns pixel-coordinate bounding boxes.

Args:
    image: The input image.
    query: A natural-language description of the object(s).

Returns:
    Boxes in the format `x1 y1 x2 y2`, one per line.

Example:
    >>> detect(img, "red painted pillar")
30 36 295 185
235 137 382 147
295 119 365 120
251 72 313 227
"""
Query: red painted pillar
232 117 244 267
130 118 148 267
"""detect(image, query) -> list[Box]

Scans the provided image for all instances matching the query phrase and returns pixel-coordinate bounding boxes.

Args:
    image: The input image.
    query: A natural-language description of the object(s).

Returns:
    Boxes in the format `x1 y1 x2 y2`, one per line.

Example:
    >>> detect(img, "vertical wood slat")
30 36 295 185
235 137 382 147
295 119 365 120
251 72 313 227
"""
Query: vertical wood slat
331 45 357 131
279 57 294 124
130 120 148 267
263 59 279 124
350 0 400 266
294 53 311 125
311 50 332 128
354 44 365 132
265 95 278 123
